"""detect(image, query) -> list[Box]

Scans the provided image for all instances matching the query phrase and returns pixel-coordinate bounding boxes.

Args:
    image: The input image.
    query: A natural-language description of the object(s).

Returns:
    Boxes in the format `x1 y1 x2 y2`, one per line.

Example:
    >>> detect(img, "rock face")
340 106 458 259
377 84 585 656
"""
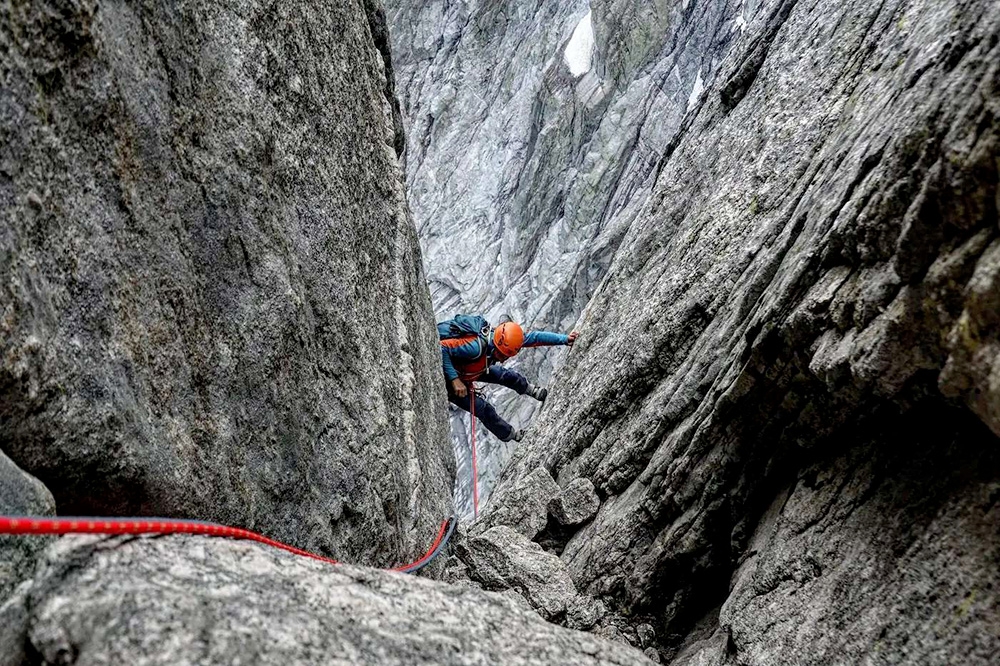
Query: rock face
3 0 998 662
386 0 743 513
0 534 653 666
402 0 1000 662
714 416 1000 666
0 451 55 600
1 0 452 562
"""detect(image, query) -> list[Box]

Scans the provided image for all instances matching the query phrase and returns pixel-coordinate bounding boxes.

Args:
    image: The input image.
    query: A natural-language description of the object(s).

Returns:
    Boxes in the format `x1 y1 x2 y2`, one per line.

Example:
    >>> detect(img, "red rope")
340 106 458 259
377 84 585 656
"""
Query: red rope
470 383 479 519
0 515 451 572
391 518 449 572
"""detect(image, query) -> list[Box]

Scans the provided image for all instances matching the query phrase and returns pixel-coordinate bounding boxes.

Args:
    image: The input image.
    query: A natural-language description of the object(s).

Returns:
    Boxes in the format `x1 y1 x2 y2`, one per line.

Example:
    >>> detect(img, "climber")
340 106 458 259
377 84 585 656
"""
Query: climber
438 315 578 443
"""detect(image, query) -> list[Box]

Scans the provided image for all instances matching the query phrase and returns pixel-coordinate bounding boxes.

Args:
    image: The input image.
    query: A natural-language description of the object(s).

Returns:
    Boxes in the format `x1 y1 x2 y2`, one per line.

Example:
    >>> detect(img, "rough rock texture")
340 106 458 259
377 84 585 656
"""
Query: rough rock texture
0 451 55 600
0 534 653 666
457 510 660 646
716 412 1000 666
1 0 452 562
475 466 559 539
442 0 1000 662
458 525 588 622
387 0 743 513
549 477 601 526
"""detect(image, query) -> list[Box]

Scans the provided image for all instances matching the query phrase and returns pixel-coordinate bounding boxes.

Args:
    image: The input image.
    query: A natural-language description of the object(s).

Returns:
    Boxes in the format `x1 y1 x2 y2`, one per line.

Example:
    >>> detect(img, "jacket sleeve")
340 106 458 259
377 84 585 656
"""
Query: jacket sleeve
441 346 459 381
523 330 570 348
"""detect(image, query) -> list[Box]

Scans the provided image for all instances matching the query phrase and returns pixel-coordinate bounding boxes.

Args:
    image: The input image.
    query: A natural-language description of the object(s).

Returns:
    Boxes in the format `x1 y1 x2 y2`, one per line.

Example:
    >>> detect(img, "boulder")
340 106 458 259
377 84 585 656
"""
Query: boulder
475 467 560 540
459 525 579 621
549 477 601 526
457 524 608 630
0 534 654 666
0 450 56 600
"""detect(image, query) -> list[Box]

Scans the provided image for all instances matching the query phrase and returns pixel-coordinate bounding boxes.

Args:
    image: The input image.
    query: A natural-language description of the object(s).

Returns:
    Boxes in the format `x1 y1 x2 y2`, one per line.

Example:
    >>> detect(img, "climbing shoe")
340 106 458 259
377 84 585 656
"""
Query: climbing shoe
510 428 526 442
526 384 548 402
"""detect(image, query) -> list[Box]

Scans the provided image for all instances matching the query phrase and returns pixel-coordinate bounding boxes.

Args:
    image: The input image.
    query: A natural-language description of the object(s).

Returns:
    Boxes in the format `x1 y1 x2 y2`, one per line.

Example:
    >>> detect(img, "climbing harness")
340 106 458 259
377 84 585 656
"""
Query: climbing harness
442 335 489 381
470 383 480 519
0 514 456 575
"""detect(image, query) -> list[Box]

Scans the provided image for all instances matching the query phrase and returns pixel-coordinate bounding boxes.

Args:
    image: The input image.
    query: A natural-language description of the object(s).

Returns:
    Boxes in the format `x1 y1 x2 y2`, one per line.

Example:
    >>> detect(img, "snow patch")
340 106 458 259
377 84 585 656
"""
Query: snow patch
564 11 594 77
735 0 748 34
687 69 705 113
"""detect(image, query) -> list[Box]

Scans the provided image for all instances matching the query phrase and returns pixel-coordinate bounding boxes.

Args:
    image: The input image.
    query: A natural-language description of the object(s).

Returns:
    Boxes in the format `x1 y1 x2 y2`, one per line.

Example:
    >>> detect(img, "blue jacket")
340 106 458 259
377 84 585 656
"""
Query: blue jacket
441 329 569 381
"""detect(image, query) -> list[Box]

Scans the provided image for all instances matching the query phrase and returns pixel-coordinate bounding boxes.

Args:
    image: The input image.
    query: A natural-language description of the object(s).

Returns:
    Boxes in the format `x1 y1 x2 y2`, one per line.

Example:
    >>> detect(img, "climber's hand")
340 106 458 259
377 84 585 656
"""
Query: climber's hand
567 331 579 346
451 378 468 398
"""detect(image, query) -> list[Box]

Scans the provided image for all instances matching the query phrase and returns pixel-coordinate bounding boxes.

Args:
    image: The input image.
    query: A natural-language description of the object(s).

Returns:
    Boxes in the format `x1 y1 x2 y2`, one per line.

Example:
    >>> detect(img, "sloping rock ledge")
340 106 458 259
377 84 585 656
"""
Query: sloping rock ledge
0 534 652 666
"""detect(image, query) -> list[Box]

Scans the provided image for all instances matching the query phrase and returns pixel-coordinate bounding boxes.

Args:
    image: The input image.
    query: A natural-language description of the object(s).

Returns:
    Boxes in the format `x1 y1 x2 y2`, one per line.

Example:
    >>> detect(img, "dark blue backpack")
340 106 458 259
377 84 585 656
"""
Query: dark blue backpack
437 314 491 341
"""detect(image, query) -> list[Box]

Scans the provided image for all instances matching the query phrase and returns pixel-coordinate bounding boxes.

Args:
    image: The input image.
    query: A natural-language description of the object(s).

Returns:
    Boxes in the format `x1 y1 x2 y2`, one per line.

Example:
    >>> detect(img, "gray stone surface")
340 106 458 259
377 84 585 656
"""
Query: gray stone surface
387 0 740 514
0 0 452 562
3 0 997 663
549 477 601 526
714 418 1000 666
475 466 559 539
0 450 55 601
459 525 581 621
0 534 653 666
458 0 1000 662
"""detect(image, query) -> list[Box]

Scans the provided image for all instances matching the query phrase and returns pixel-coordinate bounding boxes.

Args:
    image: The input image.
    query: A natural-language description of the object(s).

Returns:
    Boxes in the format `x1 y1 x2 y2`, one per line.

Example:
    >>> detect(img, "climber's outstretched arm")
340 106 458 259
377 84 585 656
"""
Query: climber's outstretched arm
522 330 579 348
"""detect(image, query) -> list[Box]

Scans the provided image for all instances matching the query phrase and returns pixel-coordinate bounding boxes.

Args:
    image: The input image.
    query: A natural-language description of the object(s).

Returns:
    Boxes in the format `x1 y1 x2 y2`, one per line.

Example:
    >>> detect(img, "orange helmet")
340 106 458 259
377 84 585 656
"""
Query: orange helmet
493 322 524 358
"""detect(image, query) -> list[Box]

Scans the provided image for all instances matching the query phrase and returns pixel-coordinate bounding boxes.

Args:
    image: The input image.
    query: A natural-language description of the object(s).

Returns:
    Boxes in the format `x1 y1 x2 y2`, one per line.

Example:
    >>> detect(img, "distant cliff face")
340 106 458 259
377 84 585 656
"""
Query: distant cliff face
387 0 739 513
0 0 452 563
394 0 1000 662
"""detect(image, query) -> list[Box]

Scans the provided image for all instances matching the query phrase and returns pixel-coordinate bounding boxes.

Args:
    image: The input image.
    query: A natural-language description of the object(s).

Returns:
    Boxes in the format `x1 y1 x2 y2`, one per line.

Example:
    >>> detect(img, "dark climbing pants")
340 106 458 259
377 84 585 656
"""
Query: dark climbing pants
447 365 529 442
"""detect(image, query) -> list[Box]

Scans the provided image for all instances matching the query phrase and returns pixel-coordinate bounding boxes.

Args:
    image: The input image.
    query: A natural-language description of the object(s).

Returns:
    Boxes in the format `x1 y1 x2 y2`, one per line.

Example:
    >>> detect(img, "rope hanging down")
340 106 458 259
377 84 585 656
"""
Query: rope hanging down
470 383 480 519
0 514 456 575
